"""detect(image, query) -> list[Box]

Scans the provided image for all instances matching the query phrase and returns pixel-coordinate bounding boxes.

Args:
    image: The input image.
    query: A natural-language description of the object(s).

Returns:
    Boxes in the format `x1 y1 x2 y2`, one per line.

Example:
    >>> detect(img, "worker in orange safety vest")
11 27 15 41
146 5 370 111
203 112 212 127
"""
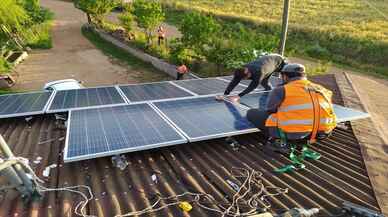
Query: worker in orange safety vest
246 63 337 154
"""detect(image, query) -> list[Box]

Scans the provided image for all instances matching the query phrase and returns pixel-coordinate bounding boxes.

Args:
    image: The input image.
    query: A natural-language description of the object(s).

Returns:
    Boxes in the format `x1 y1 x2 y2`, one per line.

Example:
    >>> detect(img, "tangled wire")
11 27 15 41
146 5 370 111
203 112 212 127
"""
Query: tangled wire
3 158 287 217
115 167 288 217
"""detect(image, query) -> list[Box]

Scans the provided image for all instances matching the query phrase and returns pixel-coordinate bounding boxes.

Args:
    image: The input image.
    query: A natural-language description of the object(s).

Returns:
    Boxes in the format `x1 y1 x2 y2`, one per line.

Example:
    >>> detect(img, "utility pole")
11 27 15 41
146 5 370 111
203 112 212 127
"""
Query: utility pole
279 0 290 56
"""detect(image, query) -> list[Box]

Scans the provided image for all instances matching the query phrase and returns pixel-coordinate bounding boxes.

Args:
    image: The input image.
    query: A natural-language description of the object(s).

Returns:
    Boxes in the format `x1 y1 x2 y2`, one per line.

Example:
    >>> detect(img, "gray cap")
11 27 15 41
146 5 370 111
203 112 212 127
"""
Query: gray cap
281 63 305 74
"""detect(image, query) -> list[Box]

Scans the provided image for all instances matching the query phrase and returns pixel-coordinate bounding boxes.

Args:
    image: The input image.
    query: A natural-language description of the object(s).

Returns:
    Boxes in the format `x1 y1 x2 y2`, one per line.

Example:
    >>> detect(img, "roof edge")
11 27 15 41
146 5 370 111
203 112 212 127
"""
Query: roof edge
335 72 388 216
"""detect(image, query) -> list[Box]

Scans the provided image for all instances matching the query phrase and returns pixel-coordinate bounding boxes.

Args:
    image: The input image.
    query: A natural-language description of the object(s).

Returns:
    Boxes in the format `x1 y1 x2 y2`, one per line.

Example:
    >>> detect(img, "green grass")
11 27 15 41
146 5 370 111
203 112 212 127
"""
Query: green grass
26 20 53 49
0 89 15 95
161 0 388 78
82 26 170 82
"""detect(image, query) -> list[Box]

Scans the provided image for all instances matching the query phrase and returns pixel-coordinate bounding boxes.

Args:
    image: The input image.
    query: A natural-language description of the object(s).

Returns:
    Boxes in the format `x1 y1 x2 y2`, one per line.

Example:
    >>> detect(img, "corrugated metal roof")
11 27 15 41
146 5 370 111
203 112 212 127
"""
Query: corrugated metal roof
0 74 382 217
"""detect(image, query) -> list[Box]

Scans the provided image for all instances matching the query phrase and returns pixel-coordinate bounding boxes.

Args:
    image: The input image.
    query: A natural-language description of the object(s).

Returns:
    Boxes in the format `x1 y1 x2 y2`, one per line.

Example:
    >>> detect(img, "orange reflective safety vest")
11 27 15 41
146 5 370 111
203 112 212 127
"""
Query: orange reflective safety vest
265 79 337 142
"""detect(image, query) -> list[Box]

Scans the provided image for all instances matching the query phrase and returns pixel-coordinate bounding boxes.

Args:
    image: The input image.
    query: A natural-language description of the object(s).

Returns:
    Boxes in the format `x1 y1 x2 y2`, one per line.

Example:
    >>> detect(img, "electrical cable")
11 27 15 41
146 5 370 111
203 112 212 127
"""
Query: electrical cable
115 167 288 217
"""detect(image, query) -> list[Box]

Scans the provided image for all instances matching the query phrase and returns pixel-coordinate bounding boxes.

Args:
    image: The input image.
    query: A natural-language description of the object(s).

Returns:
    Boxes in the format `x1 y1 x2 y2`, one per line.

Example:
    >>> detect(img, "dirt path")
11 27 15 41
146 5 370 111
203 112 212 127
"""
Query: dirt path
12 0 147 91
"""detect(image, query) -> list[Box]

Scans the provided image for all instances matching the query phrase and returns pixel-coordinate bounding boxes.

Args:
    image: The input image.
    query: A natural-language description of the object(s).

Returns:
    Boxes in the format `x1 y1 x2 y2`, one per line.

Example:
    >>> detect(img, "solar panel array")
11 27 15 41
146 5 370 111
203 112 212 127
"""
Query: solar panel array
0 76 370 162
48 87 125 112
0 91 53 119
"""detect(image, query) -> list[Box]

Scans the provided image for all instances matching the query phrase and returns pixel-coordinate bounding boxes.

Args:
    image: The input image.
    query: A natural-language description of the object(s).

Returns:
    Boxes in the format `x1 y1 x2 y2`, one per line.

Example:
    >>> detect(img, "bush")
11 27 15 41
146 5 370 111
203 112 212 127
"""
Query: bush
179 11 220 53
305 43 331 59
99 21 121 33
25 21 53 49
169 41 196 65
0 57 11 74
118 11 133 32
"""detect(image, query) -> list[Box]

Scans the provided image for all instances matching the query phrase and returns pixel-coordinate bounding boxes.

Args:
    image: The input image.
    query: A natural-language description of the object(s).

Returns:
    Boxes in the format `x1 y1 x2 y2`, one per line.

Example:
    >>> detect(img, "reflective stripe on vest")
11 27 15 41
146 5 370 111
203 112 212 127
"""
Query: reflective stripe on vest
268 117 335 126
278 102 331 112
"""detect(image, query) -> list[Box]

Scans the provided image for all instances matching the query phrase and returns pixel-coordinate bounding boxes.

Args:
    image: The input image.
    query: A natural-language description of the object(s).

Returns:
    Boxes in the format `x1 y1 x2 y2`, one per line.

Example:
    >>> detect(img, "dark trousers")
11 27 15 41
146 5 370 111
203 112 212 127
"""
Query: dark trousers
158 36 164 45
176 72 184 80
246 109 270 138
260 74 273 91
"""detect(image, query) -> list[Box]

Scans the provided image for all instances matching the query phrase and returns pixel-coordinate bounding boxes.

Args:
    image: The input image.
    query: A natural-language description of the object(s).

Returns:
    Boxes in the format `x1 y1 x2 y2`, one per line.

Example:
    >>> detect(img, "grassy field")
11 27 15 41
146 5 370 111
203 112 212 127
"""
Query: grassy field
161 0 388 77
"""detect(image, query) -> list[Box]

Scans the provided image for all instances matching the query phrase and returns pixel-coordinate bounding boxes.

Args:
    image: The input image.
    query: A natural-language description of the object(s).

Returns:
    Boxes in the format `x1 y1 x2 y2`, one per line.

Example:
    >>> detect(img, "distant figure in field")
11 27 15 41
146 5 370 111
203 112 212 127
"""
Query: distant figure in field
157 26 165 45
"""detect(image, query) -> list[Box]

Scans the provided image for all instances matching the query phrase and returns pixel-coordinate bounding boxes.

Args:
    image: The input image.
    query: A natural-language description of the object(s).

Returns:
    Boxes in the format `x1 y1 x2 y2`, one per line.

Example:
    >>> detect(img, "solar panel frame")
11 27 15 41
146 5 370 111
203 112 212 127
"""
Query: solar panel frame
152 96 259 142
0 91 54 119
46 86 127 113
332 104 370 123
118 81 195 103
63 103 188 162
218 76 283 90
171 78 247 96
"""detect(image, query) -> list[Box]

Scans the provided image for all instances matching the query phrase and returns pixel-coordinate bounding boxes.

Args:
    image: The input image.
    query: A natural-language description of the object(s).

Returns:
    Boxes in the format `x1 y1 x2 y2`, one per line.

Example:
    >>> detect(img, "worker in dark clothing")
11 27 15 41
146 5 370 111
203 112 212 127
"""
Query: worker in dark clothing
216 53 287 102
246 63 337 154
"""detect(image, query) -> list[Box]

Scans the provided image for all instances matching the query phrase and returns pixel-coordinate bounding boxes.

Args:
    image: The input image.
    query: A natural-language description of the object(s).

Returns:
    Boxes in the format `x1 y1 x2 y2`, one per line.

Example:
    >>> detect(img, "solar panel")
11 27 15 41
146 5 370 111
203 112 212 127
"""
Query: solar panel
64 103 187 162
153 97 258 142
237 92 370 123
219 75 283 89
332 105 370 122
118 82 194 102
0 91 53 119
48 87 126 112
172 78 246 95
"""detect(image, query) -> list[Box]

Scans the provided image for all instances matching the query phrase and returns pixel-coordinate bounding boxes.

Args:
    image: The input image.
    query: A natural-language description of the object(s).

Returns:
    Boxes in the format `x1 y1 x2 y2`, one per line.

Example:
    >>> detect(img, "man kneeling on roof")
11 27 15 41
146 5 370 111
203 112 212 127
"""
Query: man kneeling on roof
216 53 287 102
246 63 337 154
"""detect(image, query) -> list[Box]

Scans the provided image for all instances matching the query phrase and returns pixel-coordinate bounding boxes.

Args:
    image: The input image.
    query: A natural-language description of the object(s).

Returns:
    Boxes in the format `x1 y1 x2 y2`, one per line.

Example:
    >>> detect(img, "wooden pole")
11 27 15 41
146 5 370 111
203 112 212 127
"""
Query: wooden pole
279 0 290 56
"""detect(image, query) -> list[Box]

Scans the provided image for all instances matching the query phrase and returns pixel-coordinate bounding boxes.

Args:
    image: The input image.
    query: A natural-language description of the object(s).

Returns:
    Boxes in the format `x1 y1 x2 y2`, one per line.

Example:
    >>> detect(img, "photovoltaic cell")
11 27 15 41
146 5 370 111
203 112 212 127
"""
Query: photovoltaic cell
0 91 52 119
48 87 125 112
65 103 187 162
119 82 193 102
153 97 258 142
172 78 246 95
238 92 370 123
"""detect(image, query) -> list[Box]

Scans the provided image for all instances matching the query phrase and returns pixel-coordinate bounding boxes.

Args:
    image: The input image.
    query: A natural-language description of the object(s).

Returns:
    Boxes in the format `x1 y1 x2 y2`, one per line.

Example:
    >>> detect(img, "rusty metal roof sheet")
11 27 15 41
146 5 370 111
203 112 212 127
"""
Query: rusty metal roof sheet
0 74 382 217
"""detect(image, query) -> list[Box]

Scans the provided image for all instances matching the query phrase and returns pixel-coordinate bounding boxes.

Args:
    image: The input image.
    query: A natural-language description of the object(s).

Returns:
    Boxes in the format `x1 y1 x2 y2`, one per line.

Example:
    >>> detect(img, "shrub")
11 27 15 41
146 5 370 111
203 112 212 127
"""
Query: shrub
169 41 196 65
0 57 11 74
179 11 220 53
25 21 53 49
118 11 133 33
74 0 118 24
305 43 331 59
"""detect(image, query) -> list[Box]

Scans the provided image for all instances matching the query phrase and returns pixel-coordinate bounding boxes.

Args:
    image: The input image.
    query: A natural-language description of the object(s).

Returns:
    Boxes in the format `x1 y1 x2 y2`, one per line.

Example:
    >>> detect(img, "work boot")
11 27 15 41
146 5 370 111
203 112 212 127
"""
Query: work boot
266 138 290 155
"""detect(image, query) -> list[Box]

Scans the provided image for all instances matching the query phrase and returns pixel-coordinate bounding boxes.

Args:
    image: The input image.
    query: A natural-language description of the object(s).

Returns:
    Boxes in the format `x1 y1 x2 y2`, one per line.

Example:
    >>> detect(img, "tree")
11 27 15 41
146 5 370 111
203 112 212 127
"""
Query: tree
132 0 164 45
0 0 30 48
74 0 117 24
179 12 220 54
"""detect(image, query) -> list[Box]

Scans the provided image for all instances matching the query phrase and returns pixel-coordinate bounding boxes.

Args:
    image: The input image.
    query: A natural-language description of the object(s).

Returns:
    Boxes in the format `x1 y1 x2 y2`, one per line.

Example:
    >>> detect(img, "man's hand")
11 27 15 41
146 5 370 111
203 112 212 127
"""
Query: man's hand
215 95 225 101
228 95 240 103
